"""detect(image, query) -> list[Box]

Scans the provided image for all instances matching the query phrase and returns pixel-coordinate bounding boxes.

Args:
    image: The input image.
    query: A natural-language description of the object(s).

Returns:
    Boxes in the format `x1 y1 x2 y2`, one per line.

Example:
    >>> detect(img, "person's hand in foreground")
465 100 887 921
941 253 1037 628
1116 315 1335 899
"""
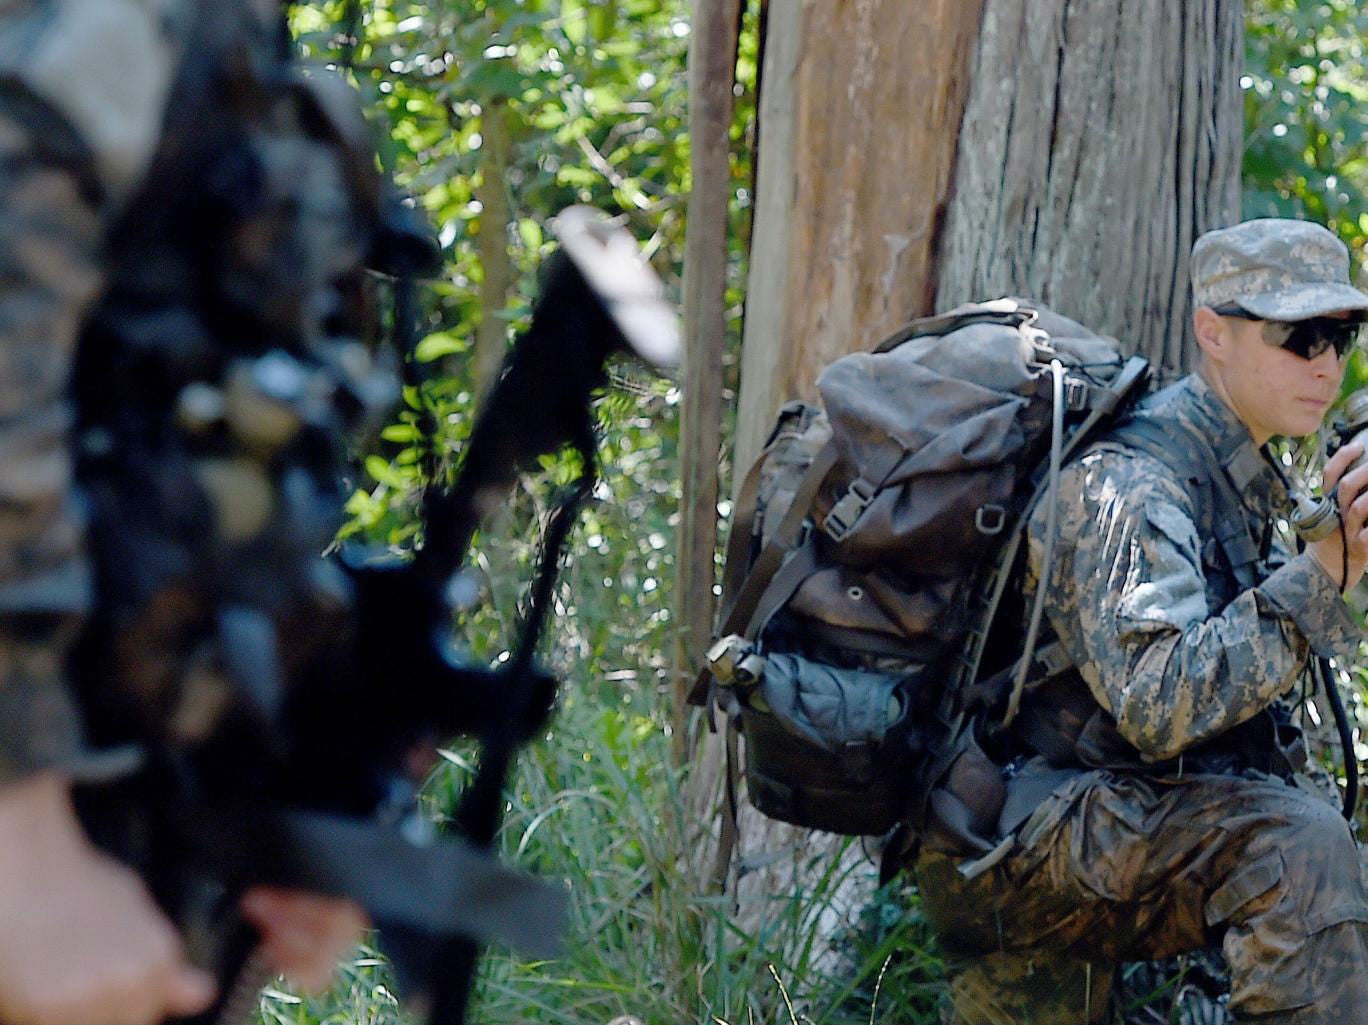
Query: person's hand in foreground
0 772 369 1024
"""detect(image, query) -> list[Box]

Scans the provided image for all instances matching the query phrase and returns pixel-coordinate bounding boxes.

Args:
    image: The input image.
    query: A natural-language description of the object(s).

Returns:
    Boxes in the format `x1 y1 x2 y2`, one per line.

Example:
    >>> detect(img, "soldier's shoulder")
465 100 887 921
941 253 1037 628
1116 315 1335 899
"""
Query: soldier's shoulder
0 0 191 203
1068 440 1196 506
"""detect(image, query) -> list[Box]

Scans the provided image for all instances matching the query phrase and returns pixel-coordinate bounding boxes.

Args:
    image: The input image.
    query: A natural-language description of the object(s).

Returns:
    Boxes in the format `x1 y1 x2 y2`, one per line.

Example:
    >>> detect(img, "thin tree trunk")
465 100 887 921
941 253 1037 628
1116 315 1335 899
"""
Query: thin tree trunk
474 99 514 398
674 0 743 769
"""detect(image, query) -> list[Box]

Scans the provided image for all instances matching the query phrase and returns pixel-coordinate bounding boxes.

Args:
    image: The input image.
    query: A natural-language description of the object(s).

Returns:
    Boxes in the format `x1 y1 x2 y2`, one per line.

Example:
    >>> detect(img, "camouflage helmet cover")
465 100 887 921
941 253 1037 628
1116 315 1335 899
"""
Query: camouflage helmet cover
1191 218 1368 321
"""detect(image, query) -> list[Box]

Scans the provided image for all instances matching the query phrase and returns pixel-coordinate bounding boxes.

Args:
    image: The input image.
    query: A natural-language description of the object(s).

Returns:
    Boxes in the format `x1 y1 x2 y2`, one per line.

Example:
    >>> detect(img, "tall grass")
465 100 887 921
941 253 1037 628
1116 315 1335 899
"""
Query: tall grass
254 673 946 1024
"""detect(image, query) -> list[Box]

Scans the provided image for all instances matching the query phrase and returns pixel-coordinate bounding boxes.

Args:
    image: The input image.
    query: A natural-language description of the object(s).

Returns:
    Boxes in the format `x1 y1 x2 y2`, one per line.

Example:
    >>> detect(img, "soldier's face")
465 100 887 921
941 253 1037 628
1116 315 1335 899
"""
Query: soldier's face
1217 315 1346 443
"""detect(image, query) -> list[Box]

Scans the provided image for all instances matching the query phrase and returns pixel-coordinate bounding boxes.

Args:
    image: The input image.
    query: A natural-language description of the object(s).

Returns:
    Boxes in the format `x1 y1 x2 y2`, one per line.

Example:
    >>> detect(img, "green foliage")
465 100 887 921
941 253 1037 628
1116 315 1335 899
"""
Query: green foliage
1248 2 1368 849
1244 0 1368 263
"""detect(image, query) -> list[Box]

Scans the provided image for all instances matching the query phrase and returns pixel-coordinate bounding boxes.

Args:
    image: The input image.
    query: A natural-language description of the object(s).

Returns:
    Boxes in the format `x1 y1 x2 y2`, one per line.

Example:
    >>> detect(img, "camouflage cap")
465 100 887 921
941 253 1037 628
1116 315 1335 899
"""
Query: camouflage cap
1191 218 1368 321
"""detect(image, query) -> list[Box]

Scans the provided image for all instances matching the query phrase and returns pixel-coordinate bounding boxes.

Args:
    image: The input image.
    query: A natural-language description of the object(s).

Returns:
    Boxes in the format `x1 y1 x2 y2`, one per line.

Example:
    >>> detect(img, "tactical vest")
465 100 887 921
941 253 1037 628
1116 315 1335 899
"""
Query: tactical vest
1009 389 1308 781
67 0 431 807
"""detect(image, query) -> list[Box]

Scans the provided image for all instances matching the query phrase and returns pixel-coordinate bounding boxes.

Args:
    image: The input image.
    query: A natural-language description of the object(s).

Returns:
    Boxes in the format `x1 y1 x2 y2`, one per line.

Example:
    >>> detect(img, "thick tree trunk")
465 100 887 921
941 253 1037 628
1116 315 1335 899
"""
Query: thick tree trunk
702 0 988 954
936 0 1243 380
734 0 986 475
703 0 1242 971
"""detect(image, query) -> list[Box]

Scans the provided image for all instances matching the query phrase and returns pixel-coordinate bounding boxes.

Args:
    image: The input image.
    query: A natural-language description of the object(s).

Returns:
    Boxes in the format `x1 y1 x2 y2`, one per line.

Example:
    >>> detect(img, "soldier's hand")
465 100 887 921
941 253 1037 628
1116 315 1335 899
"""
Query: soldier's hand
241 887 369 993
0 771 216 1025
1310 441 1368 592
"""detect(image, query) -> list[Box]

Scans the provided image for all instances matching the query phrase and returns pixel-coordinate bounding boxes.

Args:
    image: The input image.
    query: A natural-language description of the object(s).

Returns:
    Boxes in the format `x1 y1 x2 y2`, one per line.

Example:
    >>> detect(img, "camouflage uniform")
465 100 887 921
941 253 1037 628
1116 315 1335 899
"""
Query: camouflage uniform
0 0 184 782
0 0 398 794
917 220 1368 1024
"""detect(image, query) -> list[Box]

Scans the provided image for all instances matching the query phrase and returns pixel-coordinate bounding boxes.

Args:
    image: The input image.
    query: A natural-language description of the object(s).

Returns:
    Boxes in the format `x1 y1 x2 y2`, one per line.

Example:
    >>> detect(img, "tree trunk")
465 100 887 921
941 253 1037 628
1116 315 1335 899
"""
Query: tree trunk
733 0 986 475
702 0 989 958
674 0 742 768
936 0 1243 381
474 99 514 399
703 0 1242 971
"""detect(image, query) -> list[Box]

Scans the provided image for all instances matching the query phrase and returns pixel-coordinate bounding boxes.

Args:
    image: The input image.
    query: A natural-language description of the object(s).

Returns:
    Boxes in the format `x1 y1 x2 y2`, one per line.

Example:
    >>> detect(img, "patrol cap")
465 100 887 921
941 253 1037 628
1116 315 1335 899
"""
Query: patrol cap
1191 218 1368 321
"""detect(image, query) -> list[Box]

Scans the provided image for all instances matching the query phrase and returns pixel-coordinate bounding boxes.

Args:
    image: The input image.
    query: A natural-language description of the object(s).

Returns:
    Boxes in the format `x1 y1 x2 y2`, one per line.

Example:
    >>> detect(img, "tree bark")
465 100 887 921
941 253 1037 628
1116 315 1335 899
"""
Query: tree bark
734 0 986 476
703 0 1243 972
936 0 1243 381
704 0 987 956
474 99 514 399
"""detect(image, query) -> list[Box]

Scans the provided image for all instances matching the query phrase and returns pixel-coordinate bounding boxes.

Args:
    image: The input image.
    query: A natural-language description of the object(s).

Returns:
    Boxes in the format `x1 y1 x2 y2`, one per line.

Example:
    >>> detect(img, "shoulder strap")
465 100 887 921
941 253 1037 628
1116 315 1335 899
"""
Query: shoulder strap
1104 416 1262 589
953 356 1150 706
687 441 839 707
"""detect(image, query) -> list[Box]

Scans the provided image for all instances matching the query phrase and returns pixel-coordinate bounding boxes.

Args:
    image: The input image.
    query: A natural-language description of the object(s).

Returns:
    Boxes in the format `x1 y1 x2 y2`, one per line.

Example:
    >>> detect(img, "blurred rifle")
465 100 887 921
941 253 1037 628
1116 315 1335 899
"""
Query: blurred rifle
329 205 681 1023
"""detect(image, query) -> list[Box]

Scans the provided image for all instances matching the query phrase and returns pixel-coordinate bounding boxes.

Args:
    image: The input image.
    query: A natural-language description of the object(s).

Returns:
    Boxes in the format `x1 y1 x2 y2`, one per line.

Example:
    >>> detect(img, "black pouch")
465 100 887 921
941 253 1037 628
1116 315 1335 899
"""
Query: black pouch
737 652 922 835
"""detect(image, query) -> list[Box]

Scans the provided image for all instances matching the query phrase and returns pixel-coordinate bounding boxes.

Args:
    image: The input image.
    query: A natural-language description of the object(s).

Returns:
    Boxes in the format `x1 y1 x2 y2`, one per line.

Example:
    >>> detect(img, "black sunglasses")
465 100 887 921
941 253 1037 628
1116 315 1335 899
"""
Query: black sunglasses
1212 304 1365 361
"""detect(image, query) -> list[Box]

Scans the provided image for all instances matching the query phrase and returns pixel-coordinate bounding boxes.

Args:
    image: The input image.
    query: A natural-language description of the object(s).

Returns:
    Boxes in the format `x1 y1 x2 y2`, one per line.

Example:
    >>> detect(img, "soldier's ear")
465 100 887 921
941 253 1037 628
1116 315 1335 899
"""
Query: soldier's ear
1192 306 1230 365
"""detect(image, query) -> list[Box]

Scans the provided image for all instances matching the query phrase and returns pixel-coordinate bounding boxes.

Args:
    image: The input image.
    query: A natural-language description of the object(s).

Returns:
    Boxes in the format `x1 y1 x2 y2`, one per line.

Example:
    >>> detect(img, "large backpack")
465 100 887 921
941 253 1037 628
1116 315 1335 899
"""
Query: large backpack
692 299 1150 841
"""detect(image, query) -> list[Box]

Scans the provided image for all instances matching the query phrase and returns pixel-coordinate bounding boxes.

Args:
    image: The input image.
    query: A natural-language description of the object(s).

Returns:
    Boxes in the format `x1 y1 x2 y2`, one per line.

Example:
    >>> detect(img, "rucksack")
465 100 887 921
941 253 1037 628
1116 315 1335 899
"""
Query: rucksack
692 298 1150 841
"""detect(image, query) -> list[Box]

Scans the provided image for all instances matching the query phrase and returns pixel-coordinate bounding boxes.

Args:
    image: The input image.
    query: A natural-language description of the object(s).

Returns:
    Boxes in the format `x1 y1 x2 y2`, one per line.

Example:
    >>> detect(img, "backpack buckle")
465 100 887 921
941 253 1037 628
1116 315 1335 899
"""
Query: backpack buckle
824 478 876 541
1033 640 1073 678
1064 377 1091 411
975 504 1007 535
706 634 767 688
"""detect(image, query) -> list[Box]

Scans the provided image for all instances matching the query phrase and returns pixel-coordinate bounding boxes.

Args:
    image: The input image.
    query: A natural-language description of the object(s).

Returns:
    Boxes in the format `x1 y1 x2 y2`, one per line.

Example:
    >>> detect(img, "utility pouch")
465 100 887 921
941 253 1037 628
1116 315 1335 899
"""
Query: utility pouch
739 652 920 836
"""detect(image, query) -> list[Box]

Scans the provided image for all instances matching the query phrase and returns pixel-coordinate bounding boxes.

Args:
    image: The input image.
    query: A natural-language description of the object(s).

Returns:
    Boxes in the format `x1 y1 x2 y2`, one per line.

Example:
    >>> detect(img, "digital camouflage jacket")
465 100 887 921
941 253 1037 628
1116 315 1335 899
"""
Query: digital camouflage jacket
0 0 185 782
1020 371 1361 773
0 0 400 788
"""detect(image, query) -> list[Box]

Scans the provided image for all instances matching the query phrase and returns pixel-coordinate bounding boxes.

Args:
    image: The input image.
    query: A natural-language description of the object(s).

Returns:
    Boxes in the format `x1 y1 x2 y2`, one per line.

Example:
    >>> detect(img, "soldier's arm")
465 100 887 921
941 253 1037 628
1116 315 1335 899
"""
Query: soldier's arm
0 0 180 783
0 91 106 782
1036 448 1358 762
0 12 224 1020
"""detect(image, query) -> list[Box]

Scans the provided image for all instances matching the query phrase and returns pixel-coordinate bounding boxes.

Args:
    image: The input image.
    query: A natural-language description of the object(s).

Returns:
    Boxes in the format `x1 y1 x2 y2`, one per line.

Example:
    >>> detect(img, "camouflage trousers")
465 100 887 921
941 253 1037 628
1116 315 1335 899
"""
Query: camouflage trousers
914 770 1368 1024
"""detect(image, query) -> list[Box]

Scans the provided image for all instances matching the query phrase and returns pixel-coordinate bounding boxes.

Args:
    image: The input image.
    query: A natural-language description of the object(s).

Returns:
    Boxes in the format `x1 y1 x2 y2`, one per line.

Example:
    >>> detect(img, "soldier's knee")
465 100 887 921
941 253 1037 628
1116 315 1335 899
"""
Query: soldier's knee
1209 788 1361 941
1275 793 1359 893
943 952 1113 1025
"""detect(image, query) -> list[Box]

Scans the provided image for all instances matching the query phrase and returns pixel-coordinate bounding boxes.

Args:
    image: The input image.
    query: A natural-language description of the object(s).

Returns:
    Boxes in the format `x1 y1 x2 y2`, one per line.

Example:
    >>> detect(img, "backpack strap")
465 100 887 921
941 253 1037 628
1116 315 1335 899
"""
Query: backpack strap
951 356 1150 714
707 715 743 894
718 403 818 617
687 440 839 708
1104 416 1263 590
717 439 771 618
872 298 1038 354
719 440 839 639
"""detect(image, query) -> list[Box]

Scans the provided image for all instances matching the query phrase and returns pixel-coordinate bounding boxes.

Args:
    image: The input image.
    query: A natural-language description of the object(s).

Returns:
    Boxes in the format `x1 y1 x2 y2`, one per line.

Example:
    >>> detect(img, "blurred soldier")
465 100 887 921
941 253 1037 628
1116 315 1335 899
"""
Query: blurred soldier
0 1 393 1021
917 219 1368 1024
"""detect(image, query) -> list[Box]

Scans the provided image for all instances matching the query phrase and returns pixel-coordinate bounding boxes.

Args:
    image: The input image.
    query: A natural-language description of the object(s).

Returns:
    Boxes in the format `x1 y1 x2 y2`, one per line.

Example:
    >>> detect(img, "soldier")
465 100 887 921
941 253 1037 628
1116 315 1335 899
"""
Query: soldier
0 2 380 1022
916 219 1368 1024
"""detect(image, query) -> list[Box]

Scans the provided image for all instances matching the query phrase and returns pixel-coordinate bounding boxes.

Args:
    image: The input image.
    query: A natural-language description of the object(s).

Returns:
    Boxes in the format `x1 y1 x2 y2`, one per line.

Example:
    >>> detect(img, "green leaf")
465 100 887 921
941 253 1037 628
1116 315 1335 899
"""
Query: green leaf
517 217 543 250
364 454 406 488
414 331 468 362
